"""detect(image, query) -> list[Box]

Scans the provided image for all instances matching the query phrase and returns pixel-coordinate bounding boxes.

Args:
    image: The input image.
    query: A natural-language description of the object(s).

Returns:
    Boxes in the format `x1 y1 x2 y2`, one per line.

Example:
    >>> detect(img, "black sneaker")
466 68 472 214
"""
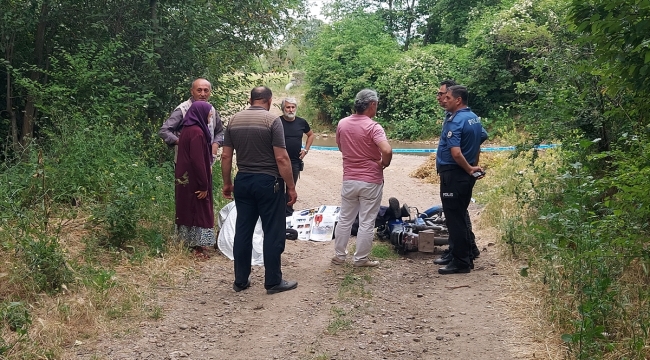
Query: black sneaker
388 197 401 219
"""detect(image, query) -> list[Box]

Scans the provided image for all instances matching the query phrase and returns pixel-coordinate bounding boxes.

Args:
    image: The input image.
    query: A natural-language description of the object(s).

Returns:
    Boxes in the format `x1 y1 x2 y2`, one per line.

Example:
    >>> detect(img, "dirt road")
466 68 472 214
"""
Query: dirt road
76 149 541 360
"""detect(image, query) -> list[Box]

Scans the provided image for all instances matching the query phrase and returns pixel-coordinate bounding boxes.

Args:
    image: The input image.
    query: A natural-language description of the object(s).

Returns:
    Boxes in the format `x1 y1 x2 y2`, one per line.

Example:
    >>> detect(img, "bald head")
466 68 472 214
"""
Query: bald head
250 86 273 110
191 78 212 102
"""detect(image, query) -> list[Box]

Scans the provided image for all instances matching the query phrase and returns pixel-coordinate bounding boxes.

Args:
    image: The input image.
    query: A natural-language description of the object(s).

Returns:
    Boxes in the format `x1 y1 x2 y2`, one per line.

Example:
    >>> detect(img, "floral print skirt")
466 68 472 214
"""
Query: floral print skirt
175 225 215 248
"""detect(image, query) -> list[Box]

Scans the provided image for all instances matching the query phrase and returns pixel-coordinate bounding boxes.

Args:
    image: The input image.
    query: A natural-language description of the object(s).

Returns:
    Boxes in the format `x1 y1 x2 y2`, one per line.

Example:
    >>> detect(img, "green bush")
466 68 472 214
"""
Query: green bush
92 185 138 249
17 235 72 294
498 138 650 359
304 13 399 123
375 45 469 140
1 302 32 335
463 0 559 116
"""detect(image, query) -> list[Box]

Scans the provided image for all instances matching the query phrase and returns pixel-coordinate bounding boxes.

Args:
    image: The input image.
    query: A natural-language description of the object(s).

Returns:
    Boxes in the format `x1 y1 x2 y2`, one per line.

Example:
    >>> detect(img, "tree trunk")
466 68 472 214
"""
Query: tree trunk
8 69 18 153
21 1 49 145
402 0 416 51
4 30 19 153
148 0 161 123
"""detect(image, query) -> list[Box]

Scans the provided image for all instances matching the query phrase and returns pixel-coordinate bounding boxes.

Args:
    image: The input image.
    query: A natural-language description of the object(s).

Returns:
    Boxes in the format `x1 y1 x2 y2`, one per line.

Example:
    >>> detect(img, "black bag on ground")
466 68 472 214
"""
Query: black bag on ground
286 228 298 240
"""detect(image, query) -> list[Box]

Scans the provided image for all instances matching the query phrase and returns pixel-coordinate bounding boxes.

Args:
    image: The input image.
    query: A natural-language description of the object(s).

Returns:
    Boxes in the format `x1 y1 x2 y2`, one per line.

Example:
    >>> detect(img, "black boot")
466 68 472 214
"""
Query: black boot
438 259 471 274
388 197 401 219
400 203 410 218
433 250 452 265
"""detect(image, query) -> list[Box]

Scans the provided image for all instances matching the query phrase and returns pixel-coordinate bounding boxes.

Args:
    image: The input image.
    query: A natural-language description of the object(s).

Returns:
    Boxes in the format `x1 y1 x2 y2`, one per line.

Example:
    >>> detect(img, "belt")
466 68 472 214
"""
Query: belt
436 164 461 173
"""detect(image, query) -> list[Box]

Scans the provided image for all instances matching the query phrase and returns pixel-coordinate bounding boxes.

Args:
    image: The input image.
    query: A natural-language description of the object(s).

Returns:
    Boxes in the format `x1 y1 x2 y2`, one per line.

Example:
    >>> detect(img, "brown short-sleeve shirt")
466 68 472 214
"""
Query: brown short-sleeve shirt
223 106 286 177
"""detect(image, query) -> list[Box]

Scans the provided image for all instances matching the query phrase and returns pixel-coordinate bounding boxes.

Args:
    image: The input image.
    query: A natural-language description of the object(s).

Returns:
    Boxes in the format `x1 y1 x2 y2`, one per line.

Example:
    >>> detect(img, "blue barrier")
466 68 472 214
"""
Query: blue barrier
309 144 560 153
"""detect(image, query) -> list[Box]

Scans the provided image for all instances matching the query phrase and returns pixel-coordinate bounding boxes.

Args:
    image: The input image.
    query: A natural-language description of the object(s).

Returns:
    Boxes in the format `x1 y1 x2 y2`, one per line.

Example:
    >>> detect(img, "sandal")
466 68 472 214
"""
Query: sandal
192 246 210 260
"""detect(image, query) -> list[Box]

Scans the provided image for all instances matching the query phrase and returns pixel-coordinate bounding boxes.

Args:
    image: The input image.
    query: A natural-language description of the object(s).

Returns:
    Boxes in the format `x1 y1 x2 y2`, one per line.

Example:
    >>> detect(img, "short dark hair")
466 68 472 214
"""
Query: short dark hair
440 79 457 88
447 85 468 105
251 86 272 103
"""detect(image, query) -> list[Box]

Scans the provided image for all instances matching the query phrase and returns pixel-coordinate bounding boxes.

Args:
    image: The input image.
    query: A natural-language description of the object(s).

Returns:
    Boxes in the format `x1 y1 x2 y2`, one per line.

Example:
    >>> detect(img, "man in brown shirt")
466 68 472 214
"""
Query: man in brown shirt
221 86 298 294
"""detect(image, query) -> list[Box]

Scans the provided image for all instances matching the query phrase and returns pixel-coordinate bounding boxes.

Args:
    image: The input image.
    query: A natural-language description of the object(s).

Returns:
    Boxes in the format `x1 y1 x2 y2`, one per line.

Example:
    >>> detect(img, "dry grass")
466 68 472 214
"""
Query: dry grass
410 151 504 185
410 153 439 184
466 147 650 359
411 148 569 358
0 216 201 359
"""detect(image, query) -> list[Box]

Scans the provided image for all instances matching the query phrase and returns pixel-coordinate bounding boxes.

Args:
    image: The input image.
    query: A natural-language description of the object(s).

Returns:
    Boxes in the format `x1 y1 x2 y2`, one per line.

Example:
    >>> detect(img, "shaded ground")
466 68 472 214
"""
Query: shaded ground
75 149 542 360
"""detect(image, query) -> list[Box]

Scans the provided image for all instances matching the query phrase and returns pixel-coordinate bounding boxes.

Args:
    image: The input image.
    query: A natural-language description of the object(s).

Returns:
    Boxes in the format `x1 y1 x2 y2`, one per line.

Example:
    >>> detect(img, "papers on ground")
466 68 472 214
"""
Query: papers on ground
217 203 340 265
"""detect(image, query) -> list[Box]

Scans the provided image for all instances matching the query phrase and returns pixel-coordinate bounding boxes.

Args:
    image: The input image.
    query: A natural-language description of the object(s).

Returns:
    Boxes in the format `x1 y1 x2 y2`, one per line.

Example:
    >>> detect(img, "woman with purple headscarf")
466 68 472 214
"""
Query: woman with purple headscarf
174 101 215 258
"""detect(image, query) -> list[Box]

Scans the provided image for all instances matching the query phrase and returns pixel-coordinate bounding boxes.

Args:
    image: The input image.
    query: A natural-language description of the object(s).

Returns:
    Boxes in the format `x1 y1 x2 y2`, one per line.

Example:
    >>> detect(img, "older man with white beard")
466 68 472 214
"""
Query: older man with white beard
280 97 315 216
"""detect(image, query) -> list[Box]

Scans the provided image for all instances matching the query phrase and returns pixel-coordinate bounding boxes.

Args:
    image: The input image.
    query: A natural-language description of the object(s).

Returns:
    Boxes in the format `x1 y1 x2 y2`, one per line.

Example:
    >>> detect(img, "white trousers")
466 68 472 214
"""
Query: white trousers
334 180 383 262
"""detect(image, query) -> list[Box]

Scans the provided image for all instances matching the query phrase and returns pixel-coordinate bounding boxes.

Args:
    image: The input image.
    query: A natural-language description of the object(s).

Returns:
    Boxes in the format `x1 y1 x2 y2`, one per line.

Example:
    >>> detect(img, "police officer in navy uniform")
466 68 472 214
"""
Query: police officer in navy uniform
435 85 488 274
434 80 484 266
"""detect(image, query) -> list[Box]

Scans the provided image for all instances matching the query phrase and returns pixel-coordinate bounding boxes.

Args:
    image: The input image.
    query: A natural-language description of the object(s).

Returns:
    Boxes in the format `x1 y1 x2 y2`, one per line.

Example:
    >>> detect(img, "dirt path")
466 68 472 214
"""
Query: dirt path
76 150 539 360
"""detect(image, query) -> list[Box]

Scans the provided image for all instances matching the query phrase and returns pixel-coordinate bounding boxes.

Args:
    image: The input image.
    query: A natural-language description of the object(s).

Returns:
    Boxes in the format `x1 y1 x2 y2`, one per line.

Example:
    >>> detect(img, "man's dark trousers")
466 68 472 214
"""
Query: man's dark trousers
446 211 479 258
285 165 300 216
233 173 286 289
440 168 476 266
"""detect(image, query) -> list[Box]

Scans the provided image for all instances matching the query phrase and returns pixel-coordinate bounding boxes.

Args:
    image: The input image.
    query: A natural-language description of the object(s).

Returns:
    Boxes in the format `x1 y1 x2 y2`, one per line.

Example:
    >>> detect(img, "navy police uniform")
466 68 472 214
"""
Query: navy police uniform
436 108 487 267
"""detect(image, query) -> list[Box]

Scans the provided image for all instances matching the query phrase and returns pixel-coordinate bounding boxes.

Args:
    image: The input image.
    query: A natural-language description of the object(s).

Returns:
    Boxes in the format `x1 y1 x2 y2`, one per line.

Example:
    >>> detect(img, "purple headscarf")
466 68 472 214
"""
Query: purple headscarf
182 101 213 148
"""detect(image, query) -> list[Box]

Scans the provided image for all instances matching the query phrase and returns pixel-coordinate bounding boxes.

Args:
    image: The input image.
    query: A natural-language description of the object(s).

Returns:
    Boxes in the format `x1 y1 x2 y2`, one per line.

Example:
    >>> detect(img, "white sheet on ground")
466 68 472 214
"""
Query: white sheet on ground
217 201 265 266
217 203 339 265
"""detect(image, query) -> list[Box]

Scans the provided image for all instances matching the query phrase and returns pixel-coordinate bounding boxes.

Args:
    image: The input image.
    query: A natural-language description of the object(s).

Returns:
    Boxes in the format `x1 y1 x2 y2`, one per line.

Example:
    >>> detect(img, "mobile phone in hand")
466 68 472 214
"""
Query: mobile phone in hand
472 170 485 178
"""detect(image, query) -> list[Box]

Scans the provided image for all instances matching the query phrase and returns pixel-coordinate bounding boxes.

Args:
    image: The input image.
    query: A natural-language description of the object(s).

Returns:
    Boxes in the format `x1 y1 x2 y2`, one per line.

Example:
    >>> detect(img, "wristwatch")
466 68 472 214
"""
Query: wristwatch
303 149 309 153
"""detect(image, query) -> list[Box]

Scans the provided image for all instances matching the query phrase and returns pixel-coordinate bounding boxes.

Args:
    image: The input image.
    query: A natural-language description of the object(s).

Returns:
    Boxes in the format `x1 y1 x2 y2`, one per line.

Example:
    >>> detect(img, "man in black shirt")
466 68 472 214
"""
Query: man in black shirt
280 97 315 216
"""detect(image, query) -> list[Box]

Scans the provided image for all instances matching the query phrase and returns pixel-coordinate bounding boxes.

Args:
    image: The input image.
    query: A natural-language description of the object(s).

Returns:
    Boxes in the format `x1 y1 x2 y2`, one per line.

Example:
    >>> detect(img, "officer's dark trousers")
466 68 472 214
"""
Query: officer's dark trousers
447 211 479 257
233 173 286 289
440 168 476 267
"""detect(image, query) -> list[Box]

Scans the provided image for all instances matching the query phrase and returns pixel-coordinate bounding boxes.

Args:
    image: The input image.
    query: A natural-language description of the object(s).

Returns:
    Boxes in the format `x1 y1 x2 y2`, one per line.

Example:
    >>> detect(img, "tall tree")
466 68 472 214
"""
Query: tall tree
304 13 399 122
0 0 306 156
324 0 421 50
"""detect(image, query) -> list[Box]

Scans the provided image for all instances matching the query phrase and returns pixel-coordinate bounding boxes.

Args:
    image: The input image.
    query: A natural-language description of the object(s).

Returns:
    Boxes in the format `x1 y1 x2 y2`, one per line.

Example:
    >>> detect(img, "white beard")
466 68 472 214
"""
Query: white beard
283 113 296 120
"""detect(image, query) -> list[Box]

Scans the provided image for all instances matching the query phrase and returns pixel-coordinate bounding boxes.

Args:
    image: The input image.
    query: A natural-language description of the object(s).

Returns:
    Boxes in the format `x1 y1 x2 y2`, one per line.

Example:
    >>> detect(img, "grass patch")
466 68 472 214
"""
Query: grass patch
0 213 200 359
312 355 330 360
370 241 399 260
326 307 352 335
339 272 372 299
148 305 164 320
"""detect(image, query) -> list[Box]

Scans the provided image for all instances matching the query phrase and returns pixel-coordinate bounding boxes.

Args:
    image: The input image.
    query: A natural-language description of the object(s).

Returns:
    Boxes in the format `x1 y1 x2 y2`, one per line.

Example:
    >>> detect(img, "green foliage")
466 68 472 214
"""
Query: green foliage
1 0 307 161
463 0 559 116
79 266 117 292
0 301 31 356
375 45 468 139
139 228 167 258
419 0 502 45
1 302 31 335
497 140 650 358
304 13 400 123
370 242 399 260
571 0 650 94
17 235 72 294
324 0 420 49
92 186 138 249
